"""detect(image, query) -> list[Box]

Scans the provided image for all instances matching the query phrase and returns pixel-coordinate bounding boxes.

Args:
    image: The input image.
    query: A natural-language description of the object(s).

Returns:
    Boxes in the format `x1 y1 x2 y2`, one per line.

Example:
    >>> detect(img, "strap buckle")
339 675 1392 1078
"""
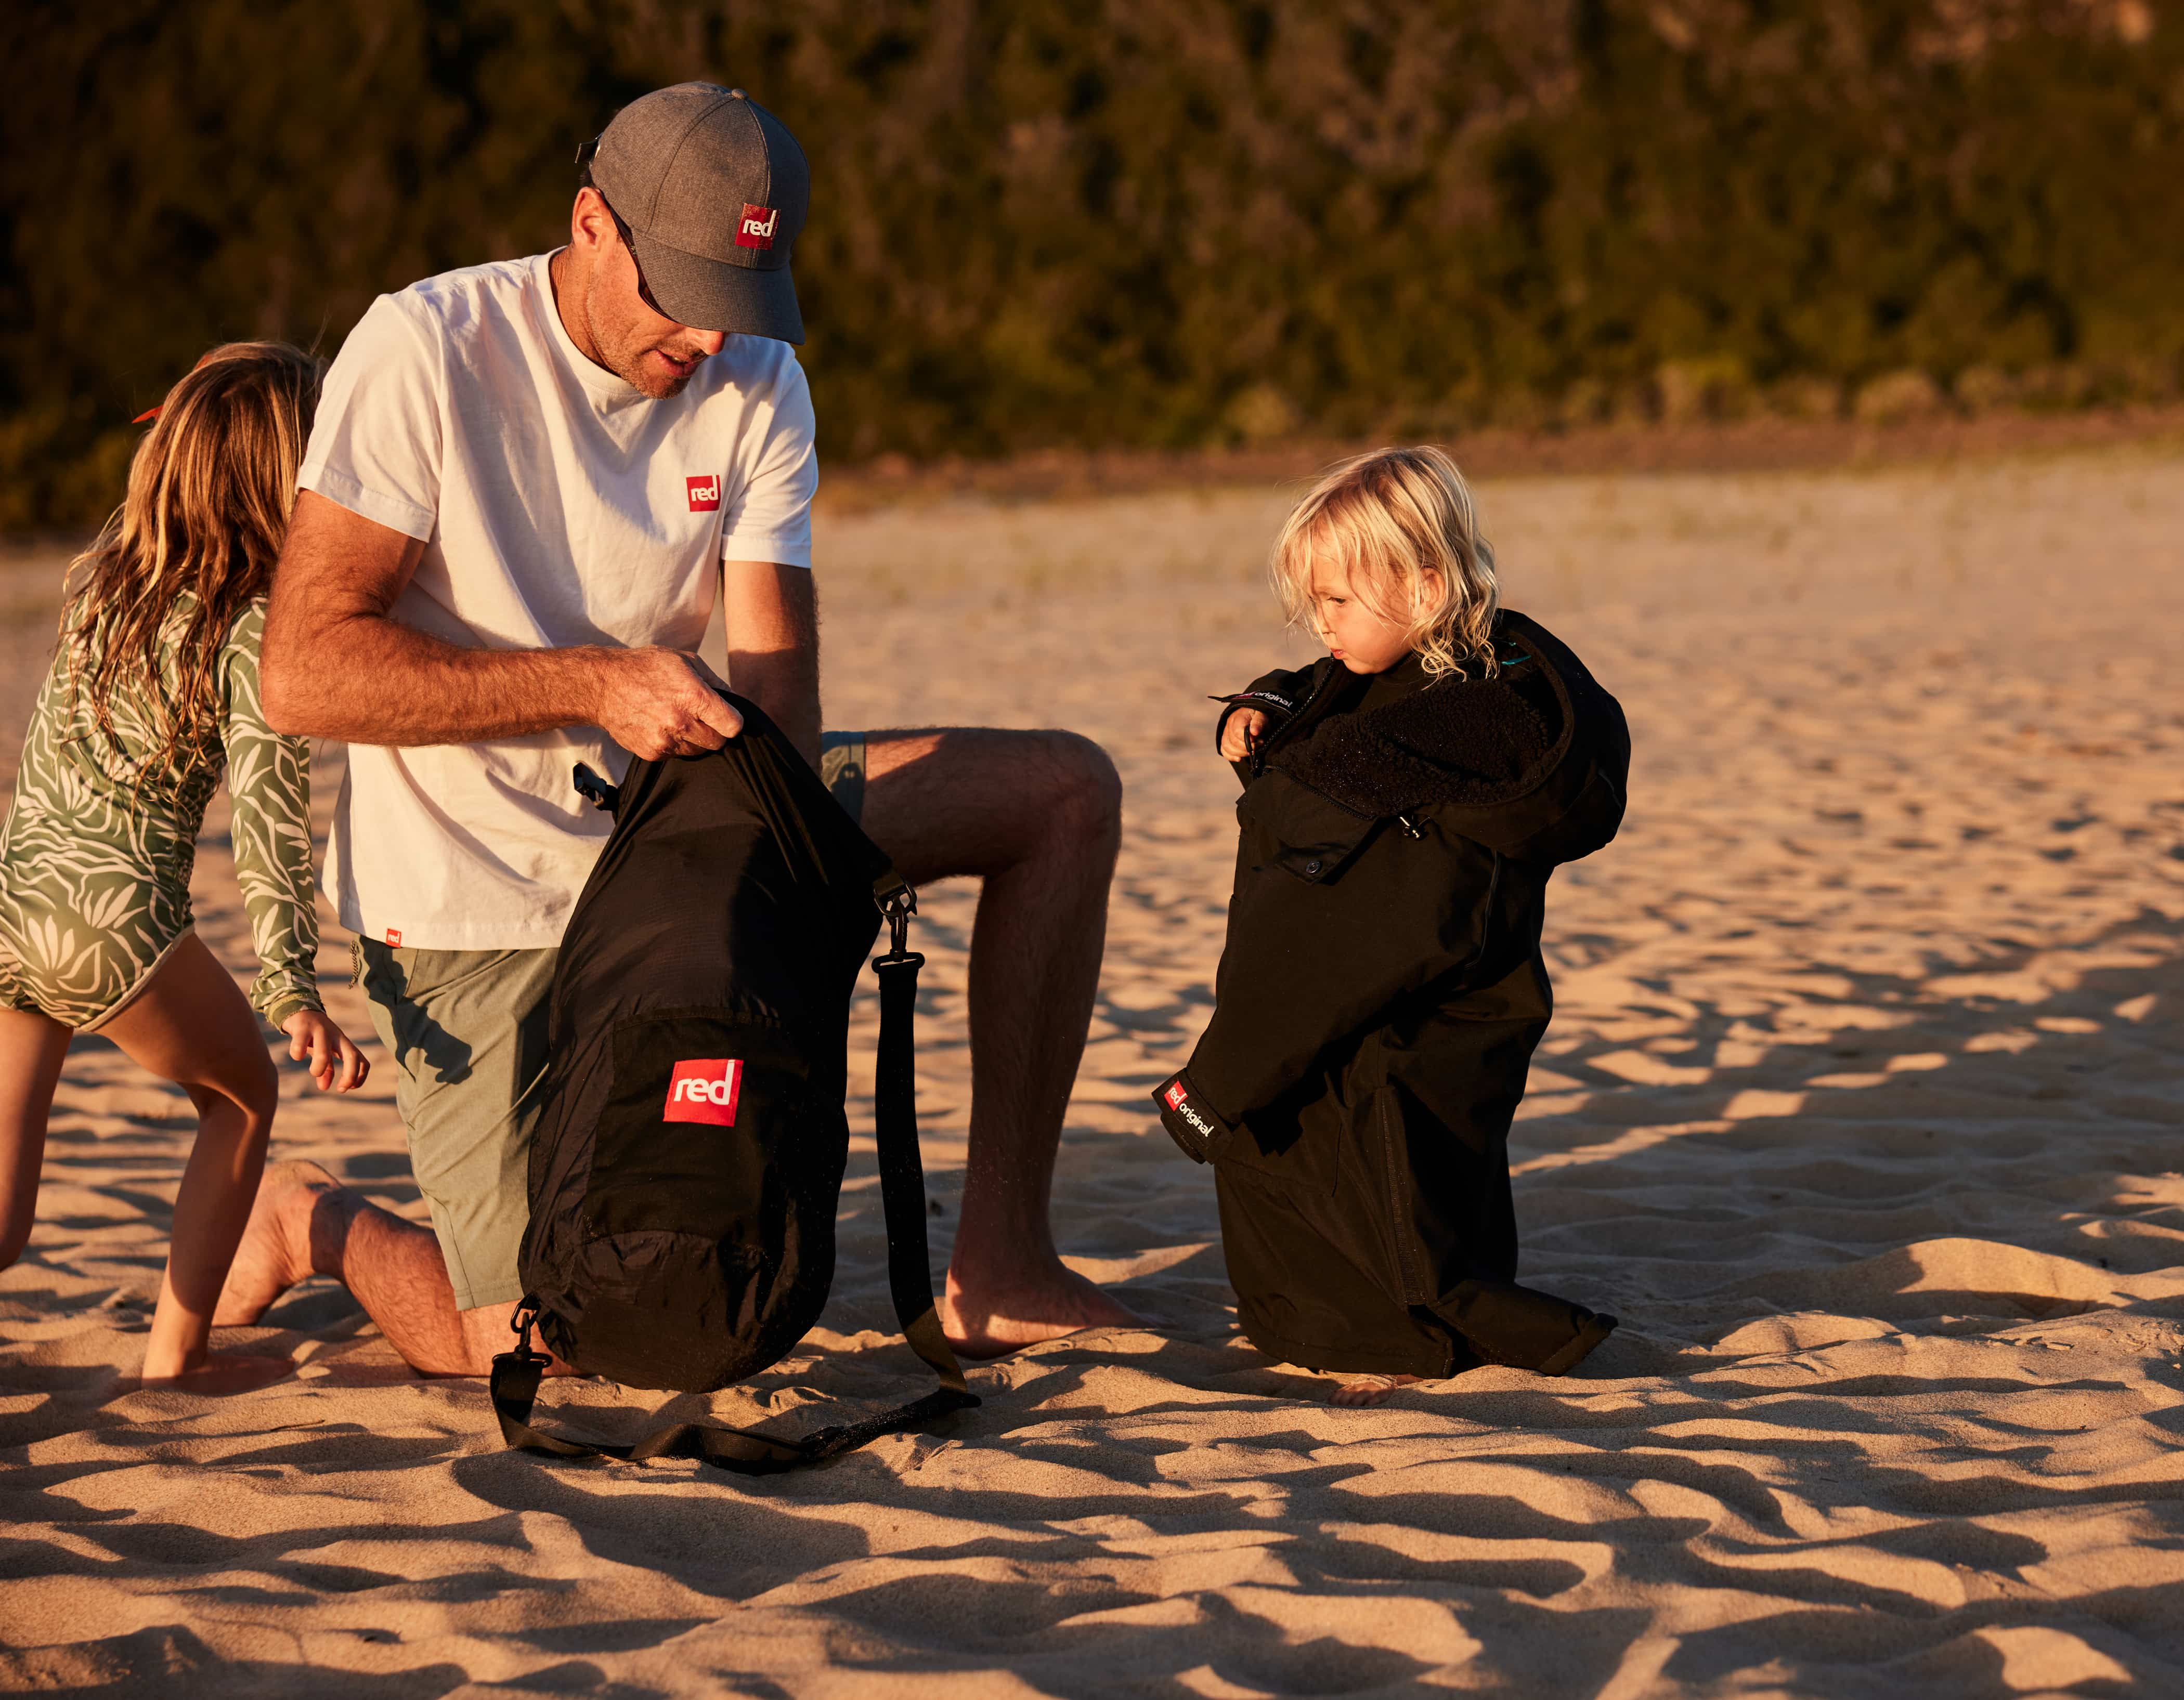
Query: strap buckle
510 1297 551 1366
571 763 620 814
875 880 919 965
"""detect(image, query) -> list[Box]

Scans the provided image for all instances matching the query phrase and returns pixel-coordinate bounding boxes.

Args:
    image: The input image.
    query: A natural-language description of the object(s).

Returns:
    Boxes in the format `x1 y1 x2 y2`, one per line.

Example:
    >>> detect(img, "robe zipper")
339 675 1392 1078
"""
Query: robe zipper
1375 1086 1427 1305
1250 662 1345 780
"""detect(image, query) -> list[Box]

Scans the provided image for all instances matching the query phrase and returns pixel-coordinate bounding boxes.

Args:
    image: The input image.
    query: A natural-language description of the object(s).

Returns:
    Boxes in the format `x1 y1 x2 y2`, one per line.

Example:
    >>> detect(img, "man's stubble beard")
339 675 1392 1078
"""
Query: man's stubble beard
585 291 693 400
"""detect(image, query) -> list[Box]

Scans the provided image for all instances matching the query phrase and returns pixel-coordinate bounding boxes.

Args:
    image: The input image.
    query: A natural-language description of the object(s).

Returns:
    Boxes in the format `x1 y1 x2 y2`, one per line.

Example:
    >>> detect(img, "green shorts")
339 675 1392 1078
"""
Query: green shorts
355 731 870 1311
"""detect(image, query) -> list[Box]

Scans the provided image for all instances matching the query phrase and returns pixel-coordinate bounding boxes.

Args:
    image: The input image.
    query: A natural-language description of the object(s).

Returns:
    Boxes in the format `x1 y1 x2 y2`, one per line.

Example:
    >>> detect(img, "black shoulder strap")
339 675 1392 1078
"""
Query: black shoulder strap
488 878 979 1473
866 880 976 1405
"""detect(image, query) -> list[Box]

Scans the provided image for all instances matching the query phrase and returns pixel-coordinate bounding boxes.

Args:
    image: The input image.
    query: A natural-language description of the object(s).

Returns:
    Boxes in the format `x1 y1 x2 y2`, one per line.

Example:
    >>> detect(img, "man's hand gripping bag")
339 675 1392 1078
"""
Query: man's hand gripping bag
489 697 977 1473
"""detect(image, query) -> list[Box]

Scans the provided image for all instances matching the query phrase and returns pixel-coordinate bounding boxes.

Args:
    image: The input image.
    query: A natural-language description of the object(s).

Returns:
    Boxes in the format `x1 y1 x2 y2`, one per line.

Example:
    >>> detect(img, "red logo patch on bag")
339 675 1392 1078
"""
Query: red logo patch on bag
735 203 778 249
665 1057 743 1125
687 474 721 512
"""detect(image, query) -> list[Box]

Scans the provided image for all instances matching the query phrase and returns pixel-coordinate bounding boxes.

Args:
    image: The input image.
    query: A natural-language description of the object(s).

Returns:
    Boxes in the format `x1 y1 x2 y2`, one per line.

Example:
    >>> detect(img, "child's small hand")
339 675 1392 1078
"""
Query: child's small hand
280 1009 371 1093
1221 708 1271 762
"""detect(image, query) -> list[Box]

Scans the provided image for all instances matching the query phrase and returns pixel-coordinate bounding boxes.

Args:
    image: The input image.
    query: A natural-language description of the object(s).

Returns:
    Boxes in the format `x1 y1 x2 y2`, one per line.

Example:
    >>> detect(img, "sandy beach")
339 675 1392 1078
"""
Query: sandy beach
3 439 2181 1696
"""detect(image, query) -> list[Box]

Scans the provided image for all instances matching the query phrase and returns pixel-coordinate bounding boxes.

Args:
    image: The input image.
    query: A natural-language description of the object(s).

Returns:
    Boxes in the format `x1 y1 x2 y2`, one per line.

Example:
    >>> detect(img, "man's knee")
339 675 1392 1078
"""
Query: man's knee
1032 731 1122 854
863 725 1121 883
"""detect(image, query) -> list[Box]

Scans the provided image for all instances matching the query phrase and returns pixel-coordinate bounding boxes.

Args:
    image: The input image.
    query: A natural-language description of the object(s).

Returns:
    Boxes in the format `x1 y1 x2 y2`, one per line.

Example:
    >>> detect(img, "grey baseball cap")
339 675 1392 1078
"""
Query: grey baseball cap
587 82 808 344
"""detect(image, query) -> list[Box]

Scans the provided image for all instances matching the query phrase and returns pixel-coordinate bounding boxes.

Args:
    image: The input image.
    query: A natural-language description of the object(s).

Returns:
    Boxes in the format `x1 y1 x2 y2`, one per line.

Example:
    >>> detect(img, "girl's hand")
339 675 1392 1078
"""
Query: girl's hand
141 1350 296 1394
1220 707 1271 762
280 1009 370 1092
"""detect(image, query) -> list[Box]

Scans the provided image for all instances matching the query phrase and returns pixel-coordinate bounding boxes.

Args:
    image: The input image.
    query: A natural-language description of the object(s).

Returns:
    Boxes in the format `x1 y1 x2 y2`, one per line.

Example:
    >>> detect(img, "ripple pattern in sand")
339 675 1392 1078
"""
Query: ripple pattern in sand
3 450 2183 1696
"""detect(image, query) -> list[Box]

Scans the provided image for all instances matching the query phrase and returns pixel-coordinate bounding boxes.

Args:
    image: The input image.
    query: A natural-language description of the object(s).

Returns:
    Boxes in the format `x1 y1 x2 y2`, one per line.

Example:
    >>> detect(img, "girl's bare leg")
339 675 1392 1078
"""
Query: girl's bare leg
98 934 287 1384
0 1005 73 1270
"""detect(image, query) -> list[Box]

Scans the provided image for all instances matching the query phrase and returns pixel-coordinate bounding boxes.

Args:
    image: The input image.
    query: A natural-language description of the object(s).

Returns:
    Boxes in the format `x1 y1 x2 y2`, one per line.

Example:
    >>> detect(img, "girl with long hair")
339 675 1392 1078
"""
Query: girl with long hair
0 342 368 1386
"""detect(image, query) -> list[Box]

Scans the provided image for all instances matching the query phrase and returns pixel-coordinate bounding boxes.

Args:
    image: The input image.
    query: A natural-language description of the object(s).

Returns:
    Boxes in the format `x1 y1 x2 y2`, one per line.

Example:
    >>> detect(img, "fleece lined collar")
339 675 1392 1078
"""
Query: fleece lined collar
1274 614 1574 818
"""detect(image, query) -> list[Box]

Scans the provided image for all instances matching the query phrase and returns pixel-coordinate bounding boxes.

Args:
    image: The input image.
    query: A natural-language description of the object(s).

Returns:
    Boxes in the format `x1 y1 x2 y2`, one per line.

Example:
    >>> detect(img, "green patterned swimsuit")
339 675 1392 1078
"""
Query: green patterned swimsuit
0 598 321 1031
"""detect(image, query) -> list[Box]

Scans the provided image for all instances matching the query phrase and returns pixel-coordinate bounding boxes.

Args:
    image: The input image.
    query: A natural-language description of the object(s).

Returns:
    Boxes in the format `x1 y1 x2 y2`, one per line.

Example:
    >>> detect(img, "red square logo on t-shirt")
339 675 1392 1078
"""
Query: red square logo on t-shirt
665 1057 742 1126
687 475 721 512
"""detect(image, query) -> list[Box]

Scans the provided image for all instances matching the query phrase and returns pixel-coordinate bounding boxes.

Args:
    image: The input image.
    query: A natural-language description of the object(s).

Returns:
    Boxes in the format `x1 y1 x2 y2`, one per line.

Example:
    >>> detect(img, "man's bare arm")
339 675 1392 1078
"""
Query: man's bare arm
722 560 821 768
262 491 741 759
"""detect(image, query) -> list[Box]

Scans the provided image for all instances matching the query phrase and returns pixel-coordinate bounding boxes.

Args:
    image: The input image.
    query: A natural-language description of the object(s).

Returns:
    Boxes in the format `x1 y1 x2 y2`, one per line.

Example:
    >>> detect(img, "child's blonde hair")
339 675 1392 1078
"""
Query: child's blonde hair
1270 445 1499 679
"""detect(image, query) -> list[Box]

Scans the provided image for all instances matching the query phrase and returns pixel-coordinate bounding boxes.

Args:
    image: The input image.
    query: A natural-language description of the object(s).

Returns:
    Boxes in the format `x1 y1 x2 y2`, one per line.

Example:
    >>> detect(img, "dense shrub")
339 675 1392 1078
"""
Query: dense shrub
3 1 2180 526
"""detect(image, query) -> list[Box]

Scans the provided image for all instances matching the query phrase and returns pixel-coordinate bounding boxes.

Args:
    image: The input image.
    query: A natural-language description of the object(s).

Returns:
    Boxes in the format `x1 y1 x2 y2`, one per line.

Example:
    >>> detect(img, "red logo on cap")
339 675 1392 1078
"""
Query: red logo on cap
666 1058 743 1125
736 203 778 250
687 475 720 512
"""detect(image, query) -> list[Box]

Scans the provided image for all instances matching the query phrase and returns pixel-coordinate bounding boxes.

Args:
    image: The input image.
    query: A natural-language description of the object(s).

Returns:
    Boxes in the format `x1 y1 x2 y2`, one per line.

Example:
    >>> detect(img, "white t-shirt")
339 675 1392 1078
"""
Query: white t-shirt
300 252 816 951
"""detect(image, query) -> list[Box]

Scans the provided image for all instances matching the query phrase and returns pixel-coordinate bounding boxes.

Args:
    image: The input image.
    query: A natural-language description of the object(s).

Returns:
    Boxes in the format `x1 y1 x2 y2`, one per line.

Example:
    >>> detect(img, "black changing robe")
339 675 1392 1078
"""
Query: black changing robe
1154 610 1632 1380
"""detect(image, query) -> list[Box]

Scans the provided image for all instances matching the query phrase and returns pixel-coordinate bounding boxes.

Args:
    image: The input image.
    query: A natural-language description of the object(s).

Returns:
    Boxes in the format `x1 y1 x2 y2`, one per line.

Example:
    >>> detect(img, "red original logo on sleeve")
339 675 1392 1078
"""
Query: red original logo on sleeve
687 474 721 512
1164 1080 1189 1111
665 1058 743 1126
735 204 778 250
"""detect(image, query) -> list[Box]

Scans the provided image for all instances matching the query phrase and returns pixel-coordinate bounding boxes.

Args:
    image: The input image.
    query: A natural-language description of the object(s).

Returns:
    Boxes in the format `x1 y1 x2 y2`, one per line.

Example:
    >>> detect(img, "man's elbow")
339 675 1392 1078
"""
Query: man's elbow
257 641 320 737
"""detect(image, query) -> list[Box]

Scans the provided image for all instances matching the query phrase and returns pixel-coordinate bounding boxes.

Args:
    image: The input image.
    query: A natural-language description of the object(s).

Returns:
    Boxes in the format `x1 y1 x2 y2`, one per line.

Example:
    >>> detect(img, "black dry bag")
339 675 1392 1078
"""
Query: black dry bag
489 696 978 1472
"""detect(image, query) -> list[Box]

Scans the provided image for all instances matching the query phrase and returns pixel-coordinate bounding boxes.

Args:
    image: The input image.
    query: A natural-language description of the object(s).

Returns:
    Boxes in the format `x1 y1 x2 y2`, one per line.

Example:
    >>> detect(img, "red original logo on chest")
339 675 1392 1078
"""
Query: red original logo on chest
687 475 721 512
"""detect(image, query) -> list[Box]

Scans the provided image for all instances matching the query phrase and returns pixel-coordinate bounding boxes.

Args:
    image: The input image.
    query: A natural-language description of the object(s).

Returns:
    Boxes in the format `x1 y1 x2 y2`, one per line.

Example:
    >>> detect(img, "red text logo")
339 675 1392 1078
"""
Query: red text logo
687 475 721 512
1164 1080 1189 1111
665 1058 743 1125
385 928 402 947
735 204 778 250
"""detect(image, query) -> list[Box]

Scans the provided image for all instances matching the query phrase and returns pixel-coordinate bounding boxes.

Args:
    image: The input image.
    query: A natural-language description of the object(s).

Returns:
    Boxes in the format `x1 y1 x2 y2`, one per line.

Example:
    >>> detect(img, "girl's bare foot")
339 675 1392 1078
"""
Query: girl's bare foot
1330 1372 1423 1407
212 1160 338 1325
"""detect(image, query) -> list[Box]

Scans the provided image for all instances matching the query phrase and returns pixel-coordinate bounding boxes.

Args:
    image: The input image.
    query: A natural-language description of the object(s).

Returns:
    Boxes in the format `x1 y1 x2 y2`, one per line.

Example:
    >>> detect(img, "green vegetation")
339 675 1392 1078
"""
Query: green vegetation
4 1 2180 529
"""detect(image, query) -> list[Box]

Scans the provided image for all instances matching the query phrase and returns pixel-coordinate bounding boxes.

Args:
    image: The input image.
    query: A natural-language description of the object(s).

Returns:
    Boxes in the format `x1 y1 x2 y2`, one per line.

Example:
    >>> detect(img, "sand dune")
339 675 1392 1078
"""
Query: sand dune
3 442 2182 1695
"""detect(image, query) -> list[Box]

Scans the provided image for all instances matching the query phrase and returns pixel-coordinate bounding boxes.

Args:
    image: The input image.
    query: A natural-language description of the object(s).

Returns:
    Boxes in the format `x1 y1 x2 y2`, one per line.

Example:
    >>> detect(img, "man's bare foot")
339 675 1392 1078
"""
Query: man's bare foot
211 1160 338 1325
140 1351 295 1395
939 1259 1140 1359
1330 1373 1423 1408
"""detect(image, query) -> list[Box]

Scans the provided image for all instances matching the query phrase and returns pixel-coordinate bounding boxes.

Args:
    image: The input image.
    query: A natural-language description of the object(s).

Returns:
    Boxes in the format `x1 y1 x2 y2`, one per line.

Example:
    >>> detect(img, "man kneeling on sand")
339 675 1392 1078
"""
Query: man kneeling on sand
216 83 1133 1371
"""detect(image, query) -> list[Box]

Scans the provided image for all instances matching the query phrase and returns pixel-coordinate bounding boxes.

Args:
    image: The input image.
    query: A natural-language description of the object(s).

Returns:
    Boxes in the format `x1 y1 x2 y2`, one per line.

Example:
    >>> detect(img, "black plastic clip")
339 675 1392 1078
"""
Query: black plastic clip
874 881 921 967
508 1297 551 1367
572 763 620 815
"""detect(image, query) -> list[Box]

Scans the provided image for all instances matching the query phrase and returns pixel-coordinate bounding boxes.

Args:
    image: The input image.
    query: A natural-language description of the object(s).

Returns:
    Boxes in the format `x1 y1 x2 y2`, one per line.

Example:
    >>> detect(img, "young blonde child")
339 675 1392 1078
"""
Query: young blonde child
1154 446 1631 1405
0 342 369 1387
